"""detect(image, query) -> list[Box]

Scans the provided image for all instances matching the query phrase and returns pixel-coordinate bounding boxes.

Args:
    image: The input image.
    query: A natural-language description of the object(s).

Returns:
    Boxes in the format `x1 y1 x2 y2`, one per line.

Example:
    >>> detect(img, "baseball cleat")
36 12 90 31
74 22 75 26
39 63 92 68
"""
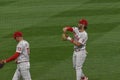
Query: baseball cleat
81 76 88 80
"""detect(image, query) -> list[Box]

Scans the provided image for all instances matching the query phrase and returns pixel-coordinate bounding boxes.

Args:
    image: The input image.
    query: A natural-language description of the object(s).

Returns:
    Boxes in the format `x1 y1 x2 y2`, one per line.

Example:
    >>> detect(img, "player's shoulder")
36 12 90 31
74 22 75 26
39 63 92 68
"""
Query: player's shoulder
22 40 29 45
72 26 78 31
18 40 29 46
82 31 88 37
72 26 77 29
83 31 87 34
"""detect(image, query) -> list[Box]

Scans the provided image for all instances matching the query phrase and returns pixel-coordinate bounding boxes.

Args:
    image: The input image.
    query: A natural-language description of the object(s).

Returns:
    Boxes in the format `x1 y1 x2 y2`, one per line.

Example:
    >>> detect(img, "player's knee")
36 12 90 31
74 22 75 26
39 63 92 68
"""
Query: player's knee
76 65 82 70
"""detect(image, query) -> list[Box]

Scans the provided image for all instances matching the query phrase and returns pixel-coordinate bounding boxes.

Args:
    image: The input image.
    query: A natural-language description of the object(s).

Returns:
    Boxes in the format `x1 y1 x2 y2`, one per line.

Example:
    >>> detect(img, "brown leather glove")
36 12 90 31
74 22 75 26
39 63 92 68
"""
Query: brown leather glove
62 33 68 41
0 60 5 69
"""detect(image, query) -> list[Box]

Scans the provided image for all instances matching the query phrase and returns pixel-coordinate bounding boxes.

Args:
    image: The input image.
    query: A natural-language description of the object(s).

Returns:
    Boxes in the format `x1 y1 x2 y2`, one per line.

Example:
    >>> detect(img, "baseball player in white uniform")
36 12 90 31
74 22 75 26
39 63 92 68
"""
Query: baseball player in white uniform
62 19 88 80
3 31 31 80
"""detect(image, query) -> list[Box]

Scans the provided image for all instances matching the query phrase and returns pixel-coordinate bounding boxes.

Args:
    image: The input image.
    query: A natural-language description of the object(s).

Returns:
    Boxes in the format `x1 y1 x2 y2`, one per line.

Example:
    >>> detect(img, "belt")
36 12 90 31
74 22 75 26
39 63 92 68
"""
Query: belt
16 61 29 64
74 48 85 52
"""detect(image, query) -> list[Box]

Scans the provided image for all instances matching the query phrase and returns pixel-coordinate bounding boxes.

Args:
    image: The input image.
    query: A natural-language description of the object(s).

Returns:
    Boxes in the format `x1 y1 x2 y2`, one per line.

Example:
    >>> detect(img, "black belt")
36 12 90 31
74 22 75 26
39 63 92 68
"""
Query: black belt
16 61 29 64
74 48 85 52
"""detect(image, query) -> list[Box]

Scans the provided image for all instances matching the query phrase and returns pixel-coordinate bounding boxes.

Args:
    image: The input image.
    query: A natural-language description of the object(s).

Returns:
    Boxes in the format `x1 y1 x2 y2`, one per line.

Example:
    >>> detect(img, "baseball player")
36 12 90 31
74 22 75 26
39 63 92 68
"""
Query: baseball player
2 31 31 80
62 19 88 80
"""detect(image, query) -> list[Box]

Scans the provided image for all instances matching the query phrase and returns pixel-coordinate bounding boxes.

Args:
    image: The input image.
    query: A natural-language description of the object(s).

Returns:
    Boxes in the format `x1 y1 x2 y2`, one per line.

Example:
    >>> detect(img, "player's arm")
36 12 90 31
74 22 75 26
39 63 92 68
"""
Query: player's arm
63 26 73 33
62 26 81 46
66 36 81 46
4 52 20 63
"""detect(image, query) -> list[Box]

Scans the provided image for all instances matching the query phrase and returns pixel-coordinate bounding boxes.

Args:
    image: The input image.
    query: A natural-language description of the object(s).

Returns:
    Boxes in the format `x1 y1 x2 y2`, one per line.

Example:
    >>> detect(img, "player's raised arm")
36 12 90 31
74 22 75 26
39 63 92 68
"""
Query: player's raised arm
62 27 81 46
63 26 73 33
62 34 81 46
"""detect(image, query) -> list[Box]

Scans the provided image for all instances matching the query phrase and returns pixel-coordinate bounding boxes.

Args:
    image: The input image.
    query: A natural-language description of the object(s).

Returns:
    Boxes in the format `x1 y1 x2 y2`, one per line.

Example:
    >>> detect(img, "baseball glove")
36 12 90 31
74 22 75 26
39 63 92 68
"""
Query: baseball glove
0 60 5 69
62 33 68 41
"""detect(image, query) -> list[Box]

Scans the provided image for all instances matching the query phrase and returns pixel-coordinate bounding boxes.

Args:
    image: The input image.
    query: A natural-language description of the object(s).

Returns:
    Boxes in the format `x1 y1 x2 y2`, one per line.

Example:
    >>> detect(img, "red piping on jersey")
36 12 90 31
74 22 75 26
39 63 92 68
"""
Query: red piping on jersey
66 26 73 32
6 52 20 63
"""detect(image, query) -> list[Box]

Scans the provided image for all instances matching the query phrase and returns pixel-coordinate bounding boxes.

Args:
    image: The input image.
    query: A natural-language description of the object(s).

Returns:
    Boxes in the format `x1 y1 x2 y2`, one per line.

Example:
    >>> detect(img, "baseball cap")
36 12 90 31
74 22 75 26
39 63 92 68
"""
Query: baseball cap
13 31 23 39
79 19 88 26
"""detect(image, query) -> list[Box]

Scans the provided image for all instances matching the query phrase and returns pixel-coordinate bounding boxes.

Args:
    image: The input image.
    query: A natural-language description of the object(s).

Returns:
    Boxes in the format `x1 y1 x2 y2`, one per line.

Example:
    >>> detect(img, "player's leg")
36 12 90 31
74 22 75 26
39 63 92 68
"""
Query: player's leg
75 50 87 80
12 67 21 80
20 62 32 80
81 70 88 80
73 52 76 70
21 69 31 80
80 50 88 80
81 70 85 78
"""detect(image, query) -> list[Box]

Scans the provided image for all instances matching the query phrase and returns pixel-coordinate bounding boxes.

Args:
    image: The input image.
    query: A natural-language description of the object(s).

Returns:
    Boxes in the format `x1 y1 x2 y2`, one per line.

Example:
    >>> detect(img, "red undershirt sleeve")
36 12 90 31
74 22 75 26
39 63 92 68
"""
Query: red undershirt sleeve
6 52 20 63
65 26 73 32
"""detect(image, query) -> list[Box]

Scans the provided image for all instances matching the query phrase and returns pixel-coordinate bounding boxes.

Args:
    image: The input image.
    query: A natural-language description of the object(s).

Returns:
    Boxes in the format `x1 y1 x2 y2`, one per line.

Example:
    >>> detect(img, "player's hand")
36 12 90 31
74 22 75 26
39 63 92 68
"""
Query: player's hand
0 60 5 69
63 27 67 33
0 60 6 64
62 33 68 41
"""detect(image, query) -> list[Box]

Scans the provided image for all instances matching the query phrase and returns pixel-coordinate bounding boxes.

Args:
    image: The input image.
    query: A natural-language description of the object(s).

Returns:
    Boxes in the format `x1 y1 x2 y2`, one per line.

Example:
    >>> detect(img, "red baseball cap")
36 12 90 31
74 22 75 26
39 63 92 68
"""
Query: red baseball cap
13 31 23 39
79 19 88 26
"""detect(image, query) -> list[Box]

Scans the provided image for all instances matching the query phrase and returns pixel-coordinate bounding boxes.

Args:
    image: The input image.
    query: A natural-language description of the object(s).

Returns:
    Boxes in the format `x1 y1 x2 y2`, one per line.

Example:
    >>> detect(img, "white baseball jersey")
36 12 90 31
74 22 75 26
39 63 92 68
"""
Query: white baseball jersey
16 40 30 63
72 27 88 50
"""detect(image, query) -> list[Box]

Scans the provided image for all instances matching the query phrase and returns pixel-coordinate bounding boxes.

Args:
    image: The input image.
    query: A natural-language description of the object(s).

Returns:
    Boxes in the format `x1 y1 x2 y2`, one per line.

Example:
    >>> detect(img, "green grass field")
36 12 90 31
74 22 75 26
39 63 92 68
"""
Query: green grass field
0 0 120 80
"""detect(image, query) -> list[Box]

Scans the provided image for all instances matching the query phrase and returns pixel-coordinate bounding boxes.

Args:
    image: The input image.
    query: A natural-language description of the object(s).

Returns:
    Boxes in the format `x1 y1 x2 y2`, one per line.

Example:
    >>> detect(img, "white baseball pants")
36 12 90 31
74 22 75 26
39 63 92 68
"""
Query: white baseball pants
73 50 87 80
12 62 31 80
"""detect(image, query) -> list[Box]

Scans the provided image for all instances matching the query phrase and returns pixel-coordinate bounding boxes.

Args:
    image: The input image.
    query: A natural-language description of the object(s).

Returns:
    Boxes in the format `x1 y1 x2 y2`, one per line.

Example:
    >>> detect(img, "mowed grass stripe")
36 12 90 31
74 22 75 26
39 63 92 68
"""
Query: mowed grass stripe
53 8 120 17
50 14 120 25
91 25 120 44
34 58 75 80
0 0 16 6
87 0 120 3
7 0 89 6
52 1 120 17
82 2 120 9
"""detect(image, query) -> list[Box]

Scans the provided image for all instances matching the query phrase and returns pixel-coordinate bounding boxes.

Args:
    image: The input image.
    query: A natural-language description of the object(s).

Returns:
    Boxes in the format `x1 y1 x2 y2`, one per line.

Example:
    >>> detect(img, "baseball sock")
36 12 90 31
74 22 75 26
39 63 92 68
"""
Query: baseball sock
81 70 85 78
76 67 82 80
